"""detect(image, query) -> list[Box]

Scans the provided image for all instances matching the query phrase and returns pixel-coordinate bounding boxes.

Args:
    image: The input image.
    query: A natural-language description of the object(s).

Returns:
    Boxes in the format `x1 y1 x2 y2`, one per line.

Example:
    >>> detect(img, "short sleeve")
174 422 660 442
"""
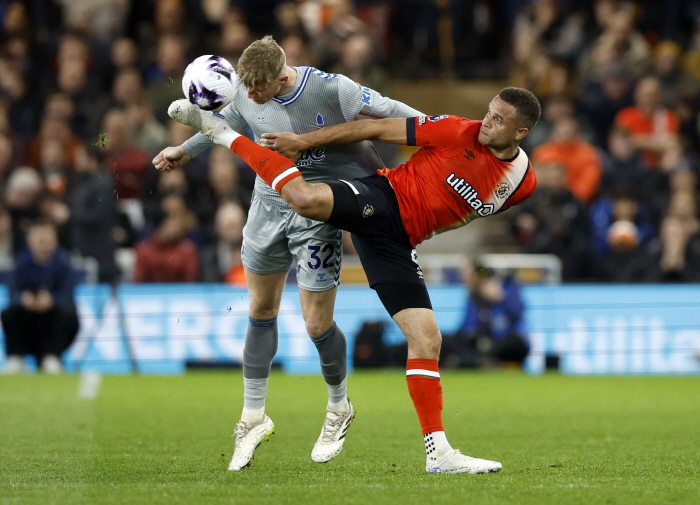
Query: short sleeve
337 74 423 122
408 115 465 149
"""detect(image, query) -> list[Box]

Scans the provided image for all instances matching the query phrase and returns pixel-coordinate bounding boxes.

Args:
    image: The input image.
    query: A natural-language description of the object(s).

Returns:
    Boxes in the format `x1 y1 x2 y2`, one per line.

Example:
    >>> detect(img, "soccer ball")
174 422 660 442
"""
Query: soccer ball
182 55 237 111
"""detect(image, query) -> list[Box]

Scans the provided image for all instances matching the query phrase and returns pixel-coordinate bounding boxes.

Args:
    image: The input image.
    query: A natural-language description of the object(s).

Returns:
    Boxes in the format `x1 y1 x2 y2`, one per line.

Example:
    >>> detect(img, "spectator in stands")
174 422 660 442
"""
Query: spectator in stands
614 76 680 170
441 261 529 369
43 91 87 141
68 145 119 284
101 109 150 228
110 37 139 70
521 94 595 153
25 116 82 171
4 166 42 253
1 221 79 374
581 63 633 147
38 192 71 249
159 191 203 248
510 162 593 281
127 92 168 157
112 66 144 109
218 10 254 66
58 0 129 46
311 0 365 70
654 41 700 108
39 138 69 196
166 119 208 189
191 145 252 241
279 35 312 68
332 33 387 93
55 34 103 139
133 209 199 283
581 6 652 82
200 200 246 284
598 219 649 282
0 52 36 142
531 116 603 203
143 166 190 227
512 0 586 65
147 34 188 125
598 127 650 196
589 189 655 259
645 214 700 282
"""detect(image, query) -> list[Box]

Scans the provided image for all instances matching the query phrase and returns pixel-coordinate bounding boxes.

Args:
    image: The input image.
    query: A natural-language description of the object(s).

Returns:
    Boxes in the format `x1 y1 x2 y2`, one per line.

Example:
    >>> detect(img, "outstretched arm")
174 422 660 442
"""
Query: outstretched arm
260 118 409 161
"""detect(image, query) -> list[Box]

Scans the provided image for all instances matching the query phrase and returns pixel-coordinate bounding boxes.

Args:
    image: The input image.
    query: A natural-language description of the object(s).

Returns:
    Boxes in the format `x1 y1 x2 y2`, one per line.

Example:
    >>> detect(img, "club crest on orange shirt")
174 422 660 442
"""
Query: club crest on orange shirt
496 181 510 199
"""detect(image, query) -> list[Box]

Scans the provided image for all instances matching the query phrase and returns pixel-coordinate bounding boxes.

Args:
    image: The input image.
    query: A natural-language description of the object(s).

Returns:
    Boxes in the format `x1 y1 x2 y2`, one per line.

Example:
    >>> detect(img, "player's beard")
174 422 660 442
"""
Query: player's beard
480 134 510 151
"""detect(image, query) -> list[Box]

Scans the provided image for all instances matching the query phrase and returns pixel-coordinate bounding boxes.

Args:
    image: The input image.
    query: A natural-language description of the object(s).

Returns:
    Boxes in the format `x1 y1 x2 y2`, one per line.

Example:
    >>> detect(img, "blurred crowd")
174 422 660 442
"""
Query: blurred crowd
0 0 699 284
508 0 700 282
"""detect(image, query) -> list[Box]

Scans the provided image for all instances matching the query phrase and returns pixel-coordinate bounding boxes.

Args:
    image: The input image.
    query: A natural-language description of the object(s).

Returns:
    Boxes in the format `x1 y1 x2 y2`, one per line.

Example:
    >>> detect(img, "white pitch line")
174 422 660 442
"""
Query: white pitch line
78 371 102 400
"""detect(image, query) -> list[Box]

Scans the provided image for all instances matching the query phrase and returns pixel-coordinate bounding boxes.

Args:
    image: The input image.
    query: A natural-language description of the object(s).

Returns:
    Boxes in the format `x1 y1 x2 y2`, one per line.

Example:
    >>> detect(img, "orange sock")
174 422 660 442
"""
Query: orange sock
229 136 301 193
406 358 444 435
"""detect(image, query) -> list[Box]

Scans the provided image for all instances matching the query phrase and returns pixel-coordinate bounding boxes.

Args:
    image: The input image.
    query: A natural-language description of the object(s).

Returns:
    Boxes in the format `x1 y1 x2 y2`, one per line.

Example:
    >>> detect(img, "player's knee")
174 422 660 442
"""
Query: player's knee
285 185 322 218
426 331 442 355
249 299 279 319
305 318 333 339
412 330 442 358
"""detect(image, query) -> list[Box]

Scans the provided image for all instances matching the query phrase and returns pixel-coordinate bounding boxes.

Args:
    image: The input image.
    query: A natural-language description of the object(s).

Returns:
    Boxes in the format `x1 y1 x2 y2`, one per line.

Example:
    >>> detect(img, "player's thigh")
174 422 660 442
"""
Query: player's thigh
298 286 338 338
287 214 343 293
242 198 296 318
245 269 289 318
242 197 295 276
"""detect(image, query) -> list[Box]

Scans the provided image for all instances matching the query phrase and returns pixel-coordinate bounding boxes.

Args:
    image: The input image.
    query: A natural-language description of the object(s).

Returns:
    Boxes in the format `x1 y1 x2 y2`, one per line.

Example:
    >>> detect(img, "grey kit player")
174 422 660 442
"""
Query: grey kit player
153 36 422 470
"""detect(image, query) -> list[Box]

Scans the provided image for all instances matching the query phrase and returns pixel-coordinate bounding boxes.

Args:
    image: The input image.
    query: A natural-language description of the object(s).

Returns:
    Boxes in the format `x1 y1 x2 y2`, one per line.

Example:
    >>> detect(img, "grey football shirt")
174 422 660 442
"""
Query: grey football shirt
183 66 422 208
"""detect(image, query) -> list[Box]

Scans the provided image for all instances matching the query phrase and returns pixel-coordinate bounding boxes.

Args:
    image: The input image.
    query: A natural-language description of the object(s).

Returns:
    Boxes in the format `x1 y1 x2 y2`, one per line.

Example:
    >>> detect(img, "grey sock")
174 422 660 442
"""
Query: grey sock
242 317 278 410
312 322 347 403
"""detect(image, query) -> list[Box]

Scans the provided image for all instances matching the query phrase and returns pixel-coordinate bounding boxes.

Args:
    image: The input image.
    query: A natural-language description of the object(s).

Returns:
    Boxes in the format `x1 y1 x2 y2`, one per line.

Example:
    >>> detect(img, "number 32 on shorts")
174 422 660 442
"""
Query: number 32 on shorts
307 244 335 269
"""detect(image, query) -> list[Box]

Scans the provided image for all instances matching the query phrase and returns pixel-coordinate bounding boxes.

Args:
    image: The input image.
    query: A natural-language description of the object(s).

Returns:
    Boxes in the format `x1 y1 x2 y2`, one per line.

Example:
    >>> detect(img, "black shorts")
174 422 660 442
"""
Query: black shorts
326 175 432 316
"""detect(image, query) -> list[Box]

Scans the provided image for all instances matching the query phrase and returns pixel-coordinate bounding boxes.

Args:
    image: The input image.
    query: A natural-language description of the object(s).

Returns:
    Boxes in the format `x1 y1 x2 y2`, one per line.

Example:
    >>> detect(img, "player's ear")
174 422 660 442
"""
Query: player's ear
514 127 529 141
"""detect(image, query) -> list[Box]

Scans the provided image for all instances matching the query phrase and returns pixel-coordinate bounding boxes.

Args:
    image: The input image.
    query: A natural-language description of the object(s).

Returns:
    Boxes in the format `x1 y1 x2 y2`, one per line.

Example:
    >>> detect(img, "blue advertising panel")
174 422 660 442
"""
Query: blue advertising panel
522 285 700 375
0 284 698 375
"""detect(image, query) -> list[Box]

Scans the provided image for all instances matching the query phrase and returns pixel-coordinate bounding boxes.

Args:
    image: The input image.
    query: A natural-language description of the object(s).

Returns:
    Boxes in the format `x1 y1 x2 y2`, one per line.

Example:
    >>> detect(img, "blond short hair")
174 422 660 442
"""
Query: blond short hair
237 35 286 89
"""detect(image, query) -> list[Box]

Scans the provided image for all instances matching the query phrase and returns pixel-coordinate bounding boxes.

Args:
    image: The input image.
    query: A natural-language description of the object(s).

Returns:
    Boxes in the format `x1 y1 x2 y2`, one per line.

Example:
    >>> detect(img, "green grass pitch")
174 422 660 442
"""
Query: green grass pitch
1 371 698 504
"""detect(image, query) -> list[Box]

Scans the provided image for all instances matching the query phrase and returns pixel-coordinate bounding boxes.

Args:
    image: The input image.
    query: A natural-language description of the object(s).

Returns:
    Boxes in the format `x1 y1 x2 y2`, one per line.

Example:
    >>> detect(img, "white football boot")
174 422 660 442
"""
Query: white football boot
426 449 502 474
168 99 235 142
311 399 356 463
228 415 275 471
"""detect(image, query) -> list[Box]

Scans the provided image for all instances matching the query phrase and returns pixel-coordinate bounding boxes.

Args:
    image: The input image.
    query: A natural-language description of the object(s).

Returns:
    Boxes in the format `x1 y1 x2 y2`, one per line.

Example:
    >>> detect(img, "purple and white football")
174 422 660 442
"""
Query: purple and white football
182 55 237 111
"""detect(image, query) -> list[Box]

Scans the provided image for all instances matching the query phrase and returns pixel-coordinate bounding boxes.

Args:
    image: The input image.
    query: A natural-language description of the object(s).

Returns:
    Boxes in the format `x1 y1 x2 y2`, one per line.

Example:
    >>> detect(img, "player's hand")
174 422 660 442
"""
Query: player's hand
152 146 192 172
260 132 307 162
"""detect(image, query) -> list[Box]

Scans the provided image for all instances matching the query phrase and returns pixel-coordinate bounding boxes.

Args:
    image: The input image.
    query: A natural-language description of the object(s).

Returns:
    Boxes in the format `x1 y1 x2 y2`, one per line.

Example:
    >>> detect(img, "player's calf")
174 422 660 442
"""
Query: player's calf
168 100 301 192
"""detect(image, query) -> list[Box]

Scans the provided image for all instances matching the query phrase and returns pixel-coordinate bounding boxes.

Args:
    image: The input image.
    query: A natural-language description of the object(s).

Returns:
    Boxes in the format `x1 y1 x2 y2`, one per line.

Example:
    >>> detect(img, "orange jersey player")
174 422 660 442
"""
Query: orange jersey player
163 87 540 475
380 114 536 247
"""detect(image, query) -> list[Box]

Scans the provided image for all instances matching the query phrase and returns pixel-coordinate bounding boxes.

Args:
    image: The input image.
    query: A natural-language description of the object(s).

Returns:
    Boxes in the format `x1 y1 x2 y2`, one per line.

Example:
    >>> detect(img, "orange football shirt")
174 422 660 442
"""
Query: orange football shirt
378 115 536 246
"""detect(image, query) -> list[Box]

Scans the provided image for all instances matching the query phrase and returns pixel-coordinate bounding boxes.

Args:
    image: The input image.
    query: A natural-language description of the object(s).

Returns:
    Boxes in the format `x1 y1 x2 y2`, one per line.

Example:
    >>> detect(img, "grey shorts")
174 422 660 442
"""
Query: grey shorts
242 196 342 292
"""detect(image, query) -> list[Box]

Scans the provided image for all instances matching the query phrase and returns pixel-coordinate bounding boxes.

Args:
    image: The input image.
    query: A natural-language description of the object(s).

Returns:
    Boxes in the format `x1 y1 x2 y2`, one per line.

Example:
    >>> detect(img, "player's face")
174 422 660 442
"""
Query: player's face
246 79 283 104
478 96 524 149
